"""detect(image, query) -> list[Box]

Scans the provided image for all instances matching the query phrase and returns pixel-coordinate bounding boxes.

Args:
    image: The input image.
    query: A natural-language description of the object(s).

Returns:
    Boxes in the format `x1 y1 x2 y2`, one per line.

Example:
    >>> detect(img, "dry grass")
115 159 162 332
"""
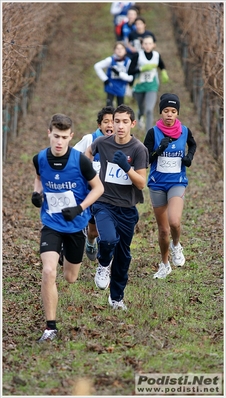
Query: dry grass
171 2 223 98
2 2 63 103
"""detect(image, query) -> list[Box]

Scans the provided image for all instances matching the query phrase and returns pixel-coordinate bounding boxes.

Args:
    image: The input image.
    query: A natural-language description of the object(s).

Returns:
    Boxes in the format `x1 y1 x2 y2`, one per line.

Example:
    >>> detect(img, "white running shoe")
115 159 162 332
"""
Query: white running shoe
138 116 145 130
37 328 58 342
153 262 172 279
170 241 185 266
94 263 111 290
108 295 127 310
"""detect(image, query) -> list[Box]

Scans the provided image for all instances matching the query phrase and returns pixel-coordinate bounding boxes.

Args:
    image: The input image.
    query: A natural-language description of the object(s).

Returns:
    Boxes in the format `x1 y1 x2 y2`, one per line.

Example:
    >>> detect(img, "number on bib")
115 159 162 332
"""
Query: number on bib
105 162 132 185
46 191 77 214
156 156 182 173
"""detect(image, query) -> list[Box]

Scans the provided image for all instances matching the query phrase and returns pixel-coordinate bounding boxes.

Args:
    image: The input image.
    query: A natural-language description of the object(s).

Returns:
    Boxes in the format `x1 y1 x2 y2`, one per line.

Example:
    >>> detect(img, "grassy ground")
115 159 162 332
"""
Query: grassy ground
2 3 223 396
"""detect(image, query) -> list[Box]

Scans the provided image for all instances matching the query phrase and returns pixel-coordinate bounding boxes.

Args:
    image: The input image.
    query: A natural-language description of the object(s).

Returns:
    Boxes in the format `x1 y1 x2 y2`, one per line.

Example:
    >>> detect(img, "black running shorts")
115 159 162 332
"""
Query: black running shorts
40 225 86 264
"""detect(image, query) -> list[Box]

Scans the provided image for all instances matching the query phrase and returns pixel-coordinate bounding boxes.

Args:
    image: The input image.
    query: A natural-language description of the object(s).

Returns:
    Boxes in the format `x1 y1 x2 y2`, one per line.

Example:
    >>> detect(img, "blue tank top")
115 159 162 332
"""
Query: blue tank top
38 148 91 233
105 56 130 97
113 3 133 25
92 128 104 161
147 125 188 191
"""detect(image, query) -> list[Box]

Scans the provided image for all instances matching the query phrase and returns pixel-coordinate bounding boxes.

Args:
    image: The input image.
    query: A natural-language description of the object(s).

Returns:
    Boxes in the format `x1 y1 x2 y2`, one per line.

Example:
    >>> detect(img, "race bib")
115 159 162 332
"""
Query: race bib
156 156 182 173
46 191 77 215
92 161 101 174
140 70 155 83
105 162 132 185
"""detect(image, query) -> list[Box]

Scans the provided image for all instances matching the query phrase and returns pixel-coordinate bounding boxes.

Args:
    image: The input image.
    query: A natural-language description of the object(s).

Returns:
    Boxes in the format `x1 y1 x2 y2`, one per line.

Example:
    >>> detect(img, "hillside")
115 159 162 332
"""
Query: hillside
3 3 223 396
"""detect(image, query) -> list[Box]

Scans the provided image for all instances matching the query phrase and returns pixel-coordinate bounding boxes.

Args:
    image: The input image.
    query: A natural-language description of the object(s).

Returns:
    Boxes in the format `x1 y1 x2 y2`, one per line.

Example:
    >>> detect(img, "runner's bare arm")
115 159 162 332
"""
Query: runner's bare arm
84 145 94 161
80 174 104 211
33 174 43 193
127 168 147 190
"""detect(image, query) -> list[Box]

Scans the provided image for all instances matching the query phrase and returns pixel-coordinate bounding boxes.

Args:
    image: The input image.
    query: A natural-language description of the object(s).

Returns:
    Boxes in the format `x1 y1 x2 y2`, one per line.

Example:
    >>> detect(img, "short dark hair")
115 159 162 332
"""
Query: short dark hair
141 34 156 44
127 5 140 14
49 114 72 131
97 106 115 124
135 17 146 24
113 104 135 122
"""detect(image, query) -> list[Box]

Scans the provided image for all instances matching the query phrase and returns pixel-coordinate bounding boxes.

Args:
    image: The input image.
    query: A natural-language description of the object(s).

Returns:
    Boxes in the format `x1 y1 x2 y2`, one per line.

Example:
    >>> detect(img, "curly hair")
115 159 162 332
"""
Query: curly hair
96 106 115 125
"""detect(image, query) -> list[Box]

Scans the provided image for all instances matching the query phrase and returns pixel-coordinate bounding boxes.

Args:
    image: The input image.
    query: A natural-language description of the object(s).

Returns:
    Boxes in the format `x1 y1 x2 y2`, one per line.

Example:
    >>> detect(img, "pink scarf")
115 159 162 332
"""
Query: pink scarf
156 118 182 139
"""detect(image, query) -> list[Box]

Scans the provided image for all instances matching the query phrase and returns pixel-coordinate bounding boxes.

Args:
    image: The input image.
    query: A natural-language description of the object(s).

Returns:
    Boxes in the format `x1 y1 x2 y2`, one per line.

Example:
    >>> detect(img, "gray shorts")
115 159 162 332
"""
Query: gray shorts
149 186 186 208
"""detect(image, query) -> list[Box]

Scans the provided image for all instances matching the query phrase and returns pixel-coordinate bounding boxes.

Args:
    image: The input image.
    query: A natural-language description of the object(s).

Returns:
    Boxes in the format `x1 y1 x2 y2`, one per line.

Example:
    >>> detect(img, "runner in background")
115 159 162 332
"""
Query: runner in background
74 106 115 261
110 2 136 40
94 42 134 107
125 16 156 56
120 6 140 97
121 6 139 45
128 35 169 131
